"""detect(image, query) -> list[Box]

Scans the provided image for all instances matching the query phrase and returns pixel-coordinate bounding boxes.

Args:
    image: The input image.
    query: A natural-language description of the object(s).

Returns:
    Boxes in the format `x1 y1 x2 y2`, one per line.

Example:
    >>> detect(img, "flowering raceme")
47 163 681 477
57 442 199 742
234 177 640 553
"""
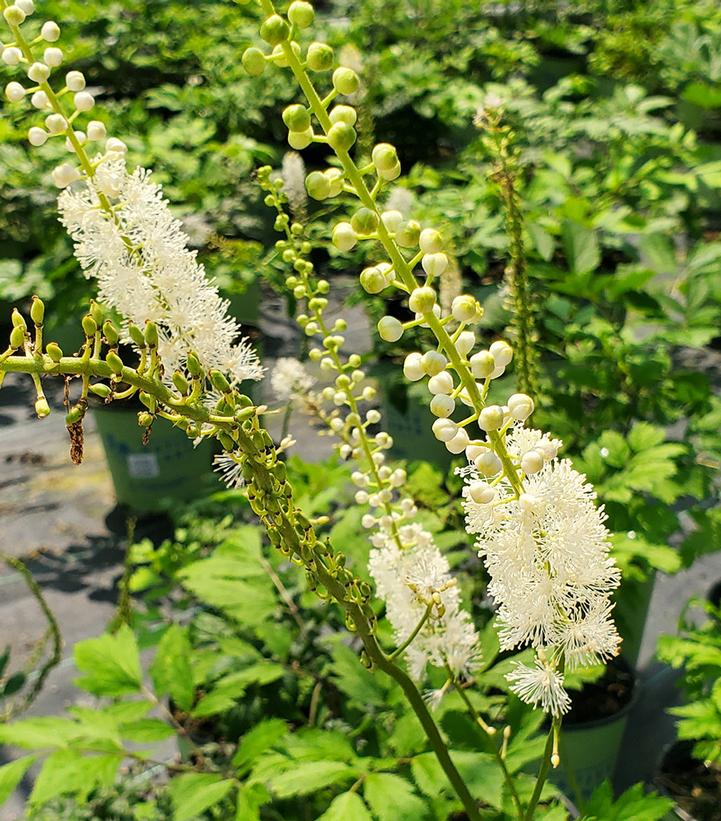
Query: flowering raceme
58 157 262 385
461 425 621 715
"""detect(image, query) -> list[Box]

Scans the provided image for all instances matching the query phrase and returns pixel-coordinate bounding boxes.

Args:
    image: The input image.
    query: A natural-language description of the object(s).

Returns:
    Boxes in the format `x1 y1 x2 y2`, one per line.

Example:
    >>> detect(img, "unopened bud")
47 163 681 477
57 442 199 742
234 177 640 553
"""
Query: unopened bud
332 67 359 95
82 315 97 337
210 369 231 393
35 397 50 418
89 383 111 398
172 371 189 394
260 14 290 46
102 320 119 345
307 42 334 71
144 321 158 347
106 351 123 374
10 325 25 349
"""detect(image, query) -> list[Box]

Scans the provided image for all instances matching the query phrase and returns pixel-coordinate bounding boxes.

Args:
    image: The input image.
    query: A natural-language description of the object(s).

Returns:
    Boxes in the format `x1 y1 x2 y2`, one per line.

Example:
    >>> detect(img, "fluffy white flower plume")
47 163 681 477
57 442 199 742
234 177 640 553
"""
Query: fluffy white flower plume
461 425 620 715
368 522 479 682
58 156 262 385
270 357 314 403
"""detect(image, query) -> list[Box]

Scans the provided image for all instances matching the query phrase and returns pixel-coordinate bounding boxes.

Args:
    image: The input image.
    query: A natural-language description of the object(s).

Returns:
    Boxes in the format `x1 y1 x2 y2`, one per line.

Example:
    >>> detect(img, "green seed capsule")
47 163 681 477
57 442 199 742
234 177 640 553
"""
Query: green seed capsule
9 325 25 349
106 351 124 374
89 300 104 325
186 352 202 377
11 308 26 331
351 207 379 235
89 383 111 398
144 321 158 347
137 411 154 428
210 369 231 393
103 320 119 345
172 371 189 394
305 170 331 200
82 315 97 337
65 405 84 425
332 67 360 95
288 0 314 28
46 341 63 362
128 324 145 346
30 296 45 326
35 398 51 419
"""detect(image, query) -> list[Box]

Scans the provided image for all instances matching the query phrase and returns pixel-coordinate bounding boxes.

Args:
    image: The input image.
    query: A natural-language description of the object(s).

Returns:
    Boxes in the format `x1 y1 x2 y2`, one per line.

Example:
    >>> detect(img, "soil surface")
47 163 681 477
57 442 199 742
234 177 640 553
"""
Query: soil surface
564 657 635 725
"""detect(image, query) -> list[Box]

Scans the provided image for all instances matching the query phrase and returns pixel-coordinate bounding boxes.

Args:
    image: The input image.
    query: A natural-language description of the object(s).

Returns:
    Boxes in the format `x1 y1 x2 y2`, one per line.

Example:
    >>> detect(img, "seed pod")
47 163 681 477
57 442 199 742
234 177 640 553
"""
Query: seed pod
209 369 231 393
186 352 202 377
128 324 145 347
144 321 158 347
137 411 154 428
89 301 104 325
106 351 123 374
82 315 97 337
46 341 63 362
89 383 111 399
11 308 26 331
9 325 25 349
172 371 189 394
65 404 85 425
102 319 119 345
30 296 45 326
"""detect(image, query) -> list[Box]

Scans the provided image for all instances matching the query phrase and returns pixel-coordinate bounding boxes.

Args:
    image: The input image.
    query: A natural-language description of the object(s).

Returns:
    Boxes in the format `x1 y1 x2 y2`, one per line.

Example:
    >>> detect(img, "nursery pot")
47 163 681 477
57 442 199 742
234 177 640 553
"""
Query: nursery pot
225 279 262 327
93 405 218 512
551 658 637 802
614 571 657 670
655 741 721 821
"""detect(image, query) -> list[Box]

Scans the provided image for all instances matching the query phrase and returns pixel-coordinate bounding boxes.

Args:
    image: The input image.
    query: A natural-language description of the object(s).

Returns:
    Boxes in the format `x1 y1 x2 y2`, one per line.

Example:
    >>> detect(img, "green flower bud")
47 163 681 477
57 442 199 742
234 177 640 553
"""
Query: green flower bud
306 41 334 71
11 308 26 331
46 341 63 362
242 47 266 76
271 41 301 68
452 295 482 323
288 127 313 149
102 319 119 344
360 266 386 294
35 397 51 418
282 104 311 132
327 121 356 152
419 228 443 254
479 404 504 432
422 252 448 278
377 316 403 342
89 383 111 398
3 5 26 25
137 411 154 428
260 14 290 46
186 352 202 377
30 296 45 326
378 162 401 181
396 219 421 248
210 369 231 393
332 221 357 251
82 315 97 337
128 324 145 346
329 104 357 126
9 325 25 349
325 167 344 197
332 67 360 95
470 350 495 379
288 1 314 28
305 170 331 200
371 143 398 172
351 207 378 235
106 351 124 374
408 286 436 314
144 321 158 347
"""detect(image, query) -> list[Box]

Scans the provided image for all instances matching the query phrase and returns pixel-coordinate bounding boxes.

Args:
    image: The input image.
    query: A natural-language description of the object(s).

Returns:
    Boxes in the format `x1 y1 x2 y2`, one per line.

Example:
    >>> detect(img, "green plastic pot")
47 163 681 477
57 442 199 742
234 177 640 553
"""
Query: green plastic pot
614 571 657 670
93 406 219 512
226 279 262 326
380 386 453 468
551 689 637 803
